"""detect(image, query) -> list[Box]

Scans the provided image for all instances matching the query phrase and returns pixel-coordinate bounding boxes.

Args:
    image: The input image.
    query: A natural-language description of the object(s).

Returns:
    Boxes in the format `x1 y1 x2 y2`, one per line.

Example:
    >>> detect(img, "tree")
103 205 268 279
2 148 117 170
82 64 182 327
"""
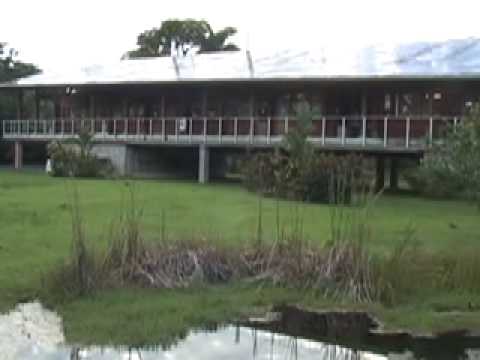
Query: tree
125 19 239 58
406 105 480 202
0 42 39 83
0 42 39 162
0 42 39 120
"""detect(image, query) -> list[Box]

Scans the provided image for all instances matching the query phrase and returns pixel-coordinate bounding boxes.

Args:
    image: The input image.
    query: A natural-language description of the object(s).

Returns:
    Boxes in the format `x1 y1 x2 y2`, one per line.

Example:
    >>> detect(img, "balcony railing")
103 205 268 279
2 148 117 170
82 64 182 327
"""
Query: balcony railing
2 115 460 150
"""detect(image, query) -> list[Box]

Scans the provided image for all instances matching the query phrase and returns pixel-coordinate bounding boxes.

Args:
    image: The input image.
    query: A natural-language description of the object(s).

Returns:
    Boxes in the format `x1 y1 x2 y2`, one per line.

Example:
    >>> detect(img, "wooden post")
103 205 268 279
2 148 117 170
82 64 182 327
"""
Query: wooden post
249 92 255 144
101 119 106 138
34 88 40 121
162 117 166 141
16 89 23 120
383 117 388 148
201 88 208 116
429 116 433 145
218 116 222 143
203 116 207 143
406 117 410 148
161 94 166 118
234 116 238 143
189 117 192 143
249 116 254 143
395 93 400 117
175 118 178 142
362 116 367 146
267 116 271 144
361 92 367 115
248 92 255 117
322 116 326 146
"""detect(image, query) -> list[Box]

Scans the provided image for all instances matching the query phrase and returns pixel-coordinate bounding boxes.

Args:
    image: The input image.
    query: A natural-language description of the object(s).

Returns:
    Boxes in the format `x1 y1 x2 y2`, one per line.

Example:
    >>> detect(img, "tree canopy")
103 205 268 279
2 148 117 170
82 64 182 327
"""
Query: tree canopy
406 105 480 202
0 43 40 122
0 42 39 83
125 19 239 59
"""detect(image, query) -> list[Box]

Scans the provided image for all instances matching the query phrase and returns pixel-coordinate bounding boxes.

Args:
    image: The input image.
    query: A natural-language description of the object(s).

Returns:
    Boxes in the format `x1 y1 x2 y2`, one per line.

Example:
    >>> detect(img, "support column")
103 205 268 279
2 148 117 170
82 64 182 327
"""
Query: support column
14 141 23 169
198 144 210 184
89 94 96 119
16 89 23 120
390 158 399 190
34 88 40 120
201 88 208 116
375 156 385 192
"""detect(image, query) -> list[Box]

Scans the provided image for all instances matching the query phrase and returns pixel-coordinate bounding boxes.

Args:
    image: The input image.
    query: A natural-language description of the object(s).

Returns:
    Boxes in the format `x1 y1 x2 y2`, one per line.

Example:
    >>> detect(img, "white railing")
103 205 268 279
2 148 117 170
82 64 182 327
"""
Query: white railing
1 115 460 150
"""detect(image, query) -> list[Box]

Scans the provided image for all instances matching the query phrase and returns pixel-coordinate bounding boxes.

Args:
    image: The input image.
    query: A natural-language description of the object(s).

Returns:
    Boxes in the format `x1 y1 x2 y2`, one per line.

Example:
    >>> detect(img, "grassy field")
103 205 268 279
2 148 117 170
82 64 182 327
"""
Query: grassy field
1 170 480 344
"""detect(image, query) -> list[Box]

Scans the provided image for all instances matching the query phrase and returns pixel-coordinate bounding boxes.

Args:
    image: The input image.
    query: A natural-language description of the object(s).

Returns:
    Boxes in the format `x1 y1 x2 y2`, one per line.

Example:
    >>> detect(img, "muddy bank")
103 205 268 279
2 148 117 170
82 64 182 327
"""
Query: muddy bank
244 305 480 359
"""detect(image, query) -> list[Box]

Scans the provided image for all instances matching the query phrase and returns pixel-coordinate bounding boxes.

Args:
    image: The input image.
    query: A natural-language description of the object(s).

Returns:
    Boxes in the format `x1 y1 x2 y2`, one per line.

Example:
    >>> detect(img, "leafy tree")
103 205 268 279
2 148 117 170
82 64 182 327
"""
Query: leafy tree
125 19 239 58
0 42 39 120
406 105 480 202
0 42 40 161
0 42 39 83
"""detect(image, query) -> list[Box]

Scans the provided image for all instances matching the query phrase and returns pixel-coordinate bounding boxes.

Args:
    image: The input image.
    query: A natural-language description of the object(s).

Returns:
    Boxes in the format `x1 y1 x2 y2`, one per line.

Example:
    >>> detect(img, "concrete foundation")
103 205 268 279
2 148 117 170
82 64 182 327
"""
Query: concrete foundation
92 144 200 180
198 145 210 184
92 144 130 176
127 146 198 179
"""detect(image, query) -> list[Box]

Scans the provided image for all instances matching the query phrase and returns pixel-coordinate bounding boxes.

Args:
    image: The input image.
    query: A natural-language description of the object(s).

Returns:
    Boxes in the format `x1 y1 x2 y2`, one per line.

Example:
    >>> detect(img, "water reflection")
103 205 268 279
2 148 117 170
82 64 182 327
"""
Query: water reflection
6 324 480 359
17 325 380 360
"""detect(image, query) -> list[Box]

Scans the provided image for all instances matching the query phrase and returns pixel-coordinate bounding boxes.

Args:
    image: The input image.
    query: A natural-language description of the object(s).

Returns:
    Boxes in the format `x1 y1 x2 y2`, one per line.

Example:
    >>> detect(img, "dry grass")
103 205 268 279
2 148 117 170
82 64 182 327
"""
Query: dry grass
45 175 480 309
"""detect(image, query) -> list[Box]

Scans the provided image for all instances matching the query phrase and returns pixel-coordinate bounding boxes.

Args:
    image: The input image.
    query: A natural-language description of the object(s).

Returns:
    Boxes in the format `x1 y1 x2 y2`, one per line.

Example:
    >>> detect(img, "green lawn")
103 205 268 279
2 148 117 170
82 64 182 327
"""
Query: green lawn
1 170 480 344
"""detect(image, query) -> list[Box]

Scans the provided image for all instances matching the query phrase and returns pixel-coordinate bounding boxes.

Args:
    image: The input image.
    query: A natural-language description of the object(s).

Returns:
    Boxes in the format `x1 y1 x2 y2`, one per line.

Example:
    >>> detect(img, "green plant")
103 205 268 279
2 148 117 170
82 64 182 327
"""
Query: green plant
243 150 371 203
45 183 100 299
47 127 114 178
406 105 480 202
242 107 373 203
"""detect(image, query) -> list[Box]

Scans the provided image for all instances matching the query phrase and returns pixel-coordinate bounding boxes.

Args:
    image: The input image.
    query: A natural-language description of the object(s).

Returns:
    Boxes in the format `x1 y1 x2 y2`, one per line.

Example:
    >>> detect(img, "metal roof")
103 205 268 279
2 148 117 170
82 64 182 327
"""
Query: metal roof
4 37 480 87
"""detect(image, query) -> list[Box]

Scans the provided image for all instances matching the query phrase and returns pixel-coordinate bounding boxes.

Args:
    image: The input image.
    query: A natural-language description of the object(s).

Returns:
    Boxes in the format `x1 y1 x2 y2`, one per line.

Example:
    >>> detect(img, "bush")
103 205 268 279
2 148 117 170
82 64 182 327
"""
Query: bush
405 105 480 201
243 150 372 203
47 128 114 178
242 107 373 203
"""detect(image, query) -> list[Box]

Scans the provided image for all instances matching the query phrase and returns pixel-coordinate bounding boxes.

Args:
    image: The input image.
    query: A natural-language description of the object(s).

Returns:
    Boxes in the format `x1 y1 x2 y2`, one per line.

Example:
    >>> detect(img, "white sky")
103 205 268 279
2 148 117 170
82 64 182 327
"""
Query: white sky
2 0 480 72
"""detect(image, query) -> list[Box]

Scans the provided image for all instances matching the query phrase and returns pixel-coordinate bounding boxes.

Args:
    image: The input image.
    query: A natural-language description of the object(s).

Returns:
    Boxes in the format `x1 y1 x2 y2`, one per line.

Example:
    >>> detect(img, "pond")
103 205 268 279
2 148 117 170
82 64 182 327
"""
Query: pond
2 302 480 360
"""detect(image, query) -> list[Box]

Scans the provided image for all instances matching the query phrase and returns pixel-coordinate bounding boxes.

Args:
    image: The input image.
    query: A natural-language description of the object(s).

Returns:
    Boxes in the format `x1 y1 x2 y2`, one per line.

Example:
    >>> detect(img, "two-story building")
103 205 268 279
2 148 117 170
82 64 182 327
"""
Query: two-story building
2 37 480 185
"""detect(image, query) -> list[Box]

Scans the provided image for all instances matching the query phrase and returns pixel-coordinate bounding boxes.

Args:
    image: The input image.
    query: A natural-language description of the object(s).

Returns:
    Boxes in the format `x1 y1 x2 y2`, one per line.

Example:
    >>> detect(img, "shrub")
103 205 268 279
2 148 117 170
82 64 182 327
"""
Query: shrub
47 128 114 178
405 105 480 201
242 105 373 203
243 150 372 203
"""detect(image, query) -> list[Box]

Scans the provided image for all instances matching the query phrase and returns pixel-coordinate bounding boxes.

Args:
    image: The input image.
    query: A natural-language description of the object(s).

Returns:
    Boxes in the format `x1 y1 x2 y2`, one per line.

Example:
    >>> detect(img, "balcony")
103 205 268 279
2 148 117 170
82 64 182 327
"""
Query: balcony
2 115 460 152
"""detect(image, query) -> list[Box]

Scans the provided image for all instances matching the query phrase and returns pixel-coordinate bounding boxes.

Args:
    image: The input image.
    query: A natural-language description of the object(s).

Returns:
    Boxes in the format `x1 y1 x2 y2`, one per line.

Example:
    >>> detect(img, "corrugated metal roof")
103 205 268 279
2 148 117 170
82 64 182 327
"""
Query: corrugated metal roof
4 37 480 87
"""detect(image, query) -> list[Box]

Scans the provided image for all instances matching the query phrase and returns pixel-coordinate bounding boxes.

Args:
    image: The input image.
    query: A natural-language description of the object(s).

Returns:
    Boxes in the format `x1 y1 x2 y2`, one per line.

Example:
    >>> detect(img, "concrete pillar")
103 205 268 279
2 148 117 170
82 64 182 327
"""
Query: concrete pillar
14 141 23 169
125 145 135 176
16 90 23 120
34 88 40 120
198 145 210 184
390 158 399 190
375 156 385 192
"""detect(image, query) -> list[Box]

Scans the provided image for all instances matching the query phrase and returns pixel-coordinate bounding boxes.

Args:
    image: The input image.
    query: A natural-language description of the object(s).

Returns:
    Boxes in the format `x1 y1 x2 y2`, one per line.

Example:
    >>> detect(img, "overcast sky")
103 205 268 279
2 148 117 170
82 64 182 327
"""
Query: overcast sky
2 0 480 72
